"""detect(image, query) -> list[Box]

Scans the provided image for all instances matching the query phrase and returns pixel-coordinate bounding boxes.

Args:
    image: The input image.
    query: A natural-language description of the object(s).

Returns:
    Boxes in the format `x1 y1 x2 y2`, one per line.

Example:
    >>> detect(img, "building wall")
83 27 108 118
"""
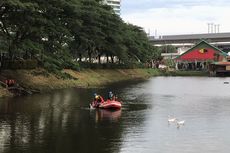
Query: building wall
175 41 228 71
178 48 225 61
104 0 121 15
176 41 227 62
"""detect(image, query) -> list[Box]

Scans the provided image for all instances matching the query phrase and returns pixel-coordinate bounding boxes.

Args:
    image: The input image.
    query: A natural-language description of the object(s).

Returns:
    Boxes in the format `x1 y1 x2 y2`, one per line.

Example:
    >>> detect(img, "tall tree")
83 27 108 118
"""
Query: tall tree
0 0 160 70
0 0 42 58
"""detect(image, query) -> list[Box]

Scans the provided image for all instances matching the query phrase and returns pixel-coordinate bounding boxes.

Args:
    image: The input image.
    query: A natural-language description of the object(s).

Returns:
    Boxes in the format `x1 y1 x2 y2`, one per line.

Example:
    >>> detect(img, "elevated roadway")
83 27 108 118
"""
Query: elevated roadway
149 32 230 45
149 32 230 52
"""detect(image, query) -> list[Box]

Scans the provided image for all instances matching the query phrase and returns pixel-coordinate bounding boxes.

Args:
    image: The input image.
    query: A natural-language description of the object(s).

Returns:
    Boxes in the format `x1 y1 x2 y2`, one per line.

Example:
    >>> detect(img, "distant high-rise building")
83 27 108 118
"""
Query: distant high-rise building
103 0 121 15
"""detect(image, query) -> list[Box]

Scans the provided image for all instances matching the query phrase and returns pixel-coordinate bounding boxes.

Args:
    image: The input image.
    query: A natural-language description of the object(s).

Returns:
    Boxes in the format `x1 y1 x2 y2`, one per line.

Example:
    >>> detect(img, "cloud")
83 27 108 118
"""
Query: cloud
121 1 230 35
122 0 230 10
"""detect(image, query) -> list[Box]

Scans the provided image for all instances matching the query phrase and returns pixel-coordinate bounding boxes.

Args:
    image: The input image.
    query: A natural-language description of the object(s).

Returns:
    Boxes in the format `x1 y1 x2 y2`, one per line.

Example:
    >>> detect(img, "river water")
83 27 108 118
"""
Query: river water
1 77 230 153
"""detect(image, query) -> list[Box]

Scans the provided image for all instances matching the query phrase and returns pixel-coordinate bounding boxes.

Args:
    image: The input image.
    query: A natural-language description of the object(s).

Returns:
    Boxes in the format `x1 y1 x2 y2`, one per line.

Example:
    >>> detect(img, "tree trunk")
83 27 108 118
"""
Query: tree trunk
98 55 101 64
111 55 114 63
106 54 109 63
8 42 16 60
78 53 82 62
88 52 92 63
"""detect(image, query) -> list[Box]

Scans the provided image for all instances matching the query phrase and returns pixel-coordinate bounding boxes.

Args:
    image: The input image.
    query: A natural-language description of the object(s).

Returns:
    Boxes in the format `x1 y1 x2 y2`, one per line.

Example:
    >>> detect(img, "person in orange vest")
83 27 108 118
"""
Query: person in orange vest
94 93 104 107
9 80 12 86
12 79 16 86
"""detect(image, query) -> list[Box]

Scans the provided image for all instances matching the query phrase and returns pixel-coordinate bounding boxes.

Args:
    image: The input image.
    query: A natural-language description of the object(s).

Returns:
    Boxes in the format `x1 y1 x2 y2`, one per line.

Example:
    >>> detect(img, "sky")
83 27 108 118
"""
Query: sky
121 0 230 36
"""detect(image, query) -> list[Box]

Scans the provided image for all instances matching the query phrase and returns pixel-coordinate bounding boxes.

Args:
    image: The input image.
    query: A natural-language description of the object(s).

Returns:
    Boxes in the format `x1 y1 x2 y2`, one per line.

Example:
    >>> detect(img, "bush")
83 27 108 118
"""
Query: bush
31 70 50 77
55 71 78 80
42 55 80 72
79 62 145 69
1 60 38 69
43 56 63 70
164 59 176 68
63 60 80 71
26 60 38 69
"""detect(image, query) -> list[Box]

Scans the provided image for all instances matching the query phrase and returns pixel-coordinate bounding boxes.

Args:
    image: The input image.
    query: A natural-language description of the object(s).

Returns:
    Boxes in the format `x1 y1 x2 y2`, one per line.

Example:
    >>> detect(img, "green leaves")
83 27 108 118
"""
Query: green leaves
0 0 158 70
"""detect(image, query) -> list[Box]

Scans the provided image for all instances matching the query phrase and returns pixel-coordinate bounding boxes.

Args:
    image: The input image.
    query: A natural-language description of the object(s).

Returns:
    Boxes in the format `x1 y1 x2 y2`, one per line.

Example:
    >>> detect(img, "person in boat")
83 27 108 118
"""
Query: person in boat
108 91 118 101
94 93 104 107
93 93 98 101
108 91 114 101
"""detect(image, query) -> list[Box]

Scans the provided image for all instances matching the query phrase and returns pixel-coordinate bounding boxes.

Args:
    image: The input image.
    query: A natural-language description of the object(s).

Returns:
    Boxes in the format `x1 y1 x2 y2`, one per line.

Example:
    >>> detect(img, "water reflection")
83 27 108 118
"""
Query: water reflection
94 109 122 123
0 90 74 152
0 87 132 153
119 77 230 153
1 77 230 153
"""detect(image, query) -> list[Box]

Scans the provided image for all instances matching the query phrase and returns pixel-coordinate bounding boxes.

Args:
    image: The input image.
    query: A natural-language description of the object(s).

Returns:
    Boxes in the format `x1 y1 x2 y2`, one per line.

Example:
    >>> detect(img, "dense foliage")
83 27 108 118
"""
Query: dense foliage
0 0 161 71
158 45 177 53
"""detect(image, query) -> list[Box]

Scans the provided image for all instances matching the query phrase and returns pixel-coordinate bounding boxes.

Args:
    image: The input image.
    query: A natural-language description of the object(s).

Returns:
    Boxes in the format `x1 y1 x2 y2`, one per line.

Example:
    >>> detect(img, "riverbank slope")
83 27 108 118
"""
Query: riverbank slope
0 68 161 97
0 69 209 98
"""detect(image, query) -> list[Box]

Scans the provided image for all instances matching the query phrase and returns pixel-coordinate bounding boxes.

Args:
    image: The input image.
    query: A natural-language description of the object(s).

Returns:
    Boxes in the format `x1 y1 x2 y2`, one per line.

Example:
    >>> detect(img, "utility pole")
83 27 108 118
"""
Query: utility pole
207 23 211 33
155 29 157 38
208 23 220 33
217 24 220 33
210 23 214 33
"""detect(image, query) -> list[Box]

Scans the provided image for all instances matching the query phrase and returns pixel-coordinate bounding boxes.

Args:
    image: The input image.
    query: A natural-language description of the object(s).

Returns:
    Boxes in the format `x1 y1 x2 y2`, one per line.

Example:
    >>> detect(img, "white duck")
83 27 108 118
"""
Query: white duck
168 116 177 124
176 119 185 128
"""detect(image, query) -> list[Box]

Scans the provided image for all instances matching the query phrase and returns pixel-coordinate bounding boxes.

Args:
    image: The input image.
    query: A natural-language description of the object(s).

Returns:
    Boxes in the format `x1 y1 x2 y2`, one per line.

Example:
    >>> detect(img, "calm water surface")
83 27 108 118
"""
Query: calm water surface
1 77 230 153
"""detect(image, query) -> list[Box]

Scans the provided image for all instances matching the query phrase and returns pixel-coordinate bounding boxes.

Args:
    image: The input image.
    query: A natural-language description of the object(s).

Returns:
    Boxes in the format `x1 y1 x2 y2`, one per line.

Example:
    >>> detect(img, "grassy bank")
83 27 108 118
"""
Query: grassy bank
0 68 209 98
0 68 161 97
0 88 12 97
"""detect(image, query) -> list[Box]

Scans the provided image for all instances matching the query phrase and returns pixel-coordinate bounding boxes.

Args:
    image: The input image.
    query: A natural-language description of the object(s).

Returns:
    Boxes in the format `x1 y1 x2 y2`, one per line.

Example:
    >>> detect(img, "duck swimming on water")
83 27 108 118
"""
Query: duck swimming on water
168 115 177 124
176 119 185 128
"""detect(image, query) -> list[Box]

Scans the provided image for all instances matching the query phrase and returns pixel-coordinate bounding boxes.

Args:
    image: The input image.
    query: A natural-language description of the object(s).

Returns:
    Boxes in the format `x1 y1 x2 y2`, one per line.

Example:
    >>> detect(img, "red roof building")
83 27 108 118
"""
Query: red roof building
176 40 227 62
175 40 228 71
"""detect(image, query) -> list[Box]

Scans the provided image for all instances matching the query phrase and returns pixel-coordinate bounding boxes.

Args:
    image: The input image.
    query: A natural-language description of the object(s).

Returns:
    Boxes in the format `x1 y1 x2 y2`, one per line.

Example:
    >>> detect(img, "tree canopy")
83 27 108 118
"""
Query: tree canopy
0 0 161 70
